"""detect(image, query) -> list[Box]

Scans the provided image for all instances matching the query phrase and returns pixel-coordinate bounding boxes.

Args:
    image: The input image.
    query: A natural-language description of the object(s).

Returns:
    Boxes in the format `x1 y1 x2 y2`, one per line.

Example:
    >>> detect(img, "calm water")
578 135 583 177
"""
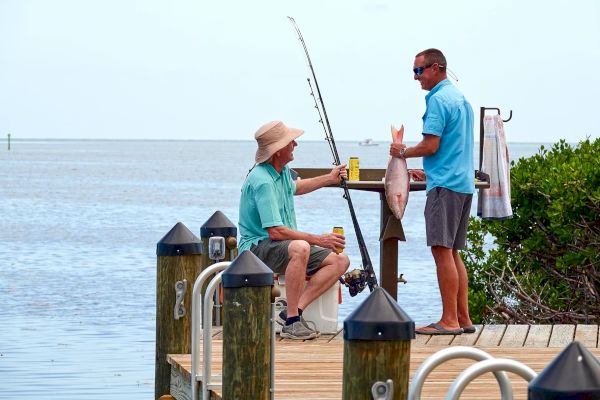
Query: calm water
0 139 543 399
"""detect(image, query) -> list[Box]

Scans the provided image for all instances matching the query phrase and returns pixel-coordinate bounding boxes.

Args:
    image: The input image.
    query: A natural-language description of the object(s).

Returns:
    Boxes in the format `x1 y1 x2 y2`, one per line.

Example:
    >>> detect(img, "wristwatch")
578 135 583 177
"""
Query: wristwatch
399 148 406 157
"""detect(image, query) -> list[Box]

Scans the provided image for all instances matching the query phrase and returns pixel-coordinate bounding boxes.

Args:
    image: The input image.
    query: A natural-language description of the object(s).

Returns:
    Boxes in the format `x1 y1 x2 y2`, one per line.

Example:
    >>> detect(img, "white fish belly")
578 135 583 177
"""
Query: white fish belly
384 157 409 220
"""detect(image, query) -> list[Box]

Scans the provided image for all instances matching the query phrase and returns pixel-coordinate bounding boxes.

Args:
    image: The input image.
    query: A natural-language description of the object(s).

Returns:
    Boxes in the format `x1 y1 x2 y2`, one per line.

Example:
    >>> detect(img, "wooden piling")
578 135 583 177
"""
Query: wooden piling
221 250 274 400
200 210 238 325
379 202 406 300
7 133 10 151
200 210 238 267
155 222 203 400
342 287 414 400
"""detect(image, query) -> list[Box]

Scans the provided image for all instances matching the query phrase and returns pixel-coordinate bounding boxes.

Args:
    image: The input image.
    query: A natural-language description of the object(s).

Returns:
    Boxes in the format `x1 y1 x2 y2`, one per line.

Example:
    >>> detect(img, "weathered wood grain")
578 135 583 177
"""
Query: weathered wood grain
342 340 410 400
477 324 506 346
548 324 575 347
524 325 552 348
168 325 600 400
222 286 271 400
574 324 598 348
156 254 203 398
499 324 529 347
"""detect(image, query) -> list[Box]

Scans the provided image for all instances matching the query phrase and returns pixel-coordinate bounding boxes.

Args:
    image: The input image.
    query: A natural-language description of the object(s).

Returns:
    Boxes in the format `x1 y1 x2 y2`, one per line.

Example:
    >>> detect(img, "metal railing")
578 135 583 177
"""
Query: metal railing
447 358 536 400
408 346 537 400
191 262 230 400
191 261 276 400
408 346 511 399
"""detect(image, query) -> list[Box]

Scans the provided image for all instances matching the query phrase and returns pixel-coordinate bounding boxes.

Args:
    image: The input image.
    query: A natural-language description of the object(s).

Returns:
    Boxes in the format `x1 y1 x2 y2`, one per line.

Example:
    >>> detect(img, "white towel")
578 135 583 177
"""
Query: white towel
477 114 513 220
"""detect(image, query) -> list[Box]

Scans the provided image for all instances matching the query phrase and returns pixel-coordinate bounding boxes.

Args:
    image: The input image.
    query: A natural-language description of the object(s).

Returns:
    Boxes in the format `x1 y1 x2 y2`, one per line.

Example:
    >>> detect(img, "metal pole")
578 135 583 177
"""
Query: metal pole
191 262 231 400
202 271 225 400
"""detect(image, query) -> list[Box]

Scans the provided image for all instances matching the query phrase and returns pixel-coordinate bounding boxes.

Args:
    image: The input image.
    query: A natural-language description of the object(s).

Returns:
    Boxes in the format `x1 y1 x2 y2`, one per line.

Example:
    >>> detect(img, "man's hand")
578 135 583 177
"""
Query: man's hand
318 232 346 253
295 164 348 195
408 169 426 181
329 164 348 185
390 143 407 158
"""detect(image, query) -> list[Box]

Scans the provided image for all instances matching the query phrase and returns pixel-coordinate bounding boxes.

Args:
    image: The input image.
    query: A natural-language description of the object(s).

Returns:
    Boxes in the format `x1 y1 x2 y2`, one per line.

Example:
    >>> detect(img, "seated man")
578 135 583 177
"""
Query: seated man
238 120 350 340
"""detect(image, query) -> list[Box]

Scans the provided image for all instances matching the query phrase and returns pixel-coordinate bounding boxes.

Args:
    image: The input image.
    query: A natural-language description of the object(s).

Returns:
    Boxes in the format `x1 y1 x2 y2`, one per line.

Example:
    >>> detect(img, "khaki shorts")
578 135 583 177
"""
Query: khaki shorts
425 187 473 250
250 239 331 275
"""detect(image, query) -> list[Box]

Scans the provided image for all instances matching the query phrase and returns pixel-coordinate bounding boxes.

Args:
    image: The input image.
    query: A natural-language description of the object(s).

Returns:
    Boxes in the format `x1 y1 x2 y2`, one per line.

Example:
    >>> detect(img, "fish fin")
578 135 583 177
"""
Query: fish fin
397 124 404 144
390 124 398 141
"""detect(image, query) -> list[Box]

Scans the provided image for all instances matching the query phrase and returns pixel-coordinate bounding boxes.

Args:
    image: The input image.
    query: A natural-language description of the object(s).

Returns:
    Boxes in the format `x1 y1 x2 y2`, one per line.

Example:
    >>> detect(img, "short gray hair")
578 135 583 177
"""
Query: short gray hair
416 48 447 69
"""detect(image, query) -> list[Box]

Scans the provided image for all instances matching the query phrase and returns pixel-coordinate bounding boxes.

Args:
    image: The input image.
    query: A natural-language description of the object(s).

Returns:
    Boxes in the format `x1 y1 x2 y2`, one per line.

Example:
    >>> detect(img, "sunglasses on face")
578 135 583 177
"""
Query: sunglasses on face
413 63 435 76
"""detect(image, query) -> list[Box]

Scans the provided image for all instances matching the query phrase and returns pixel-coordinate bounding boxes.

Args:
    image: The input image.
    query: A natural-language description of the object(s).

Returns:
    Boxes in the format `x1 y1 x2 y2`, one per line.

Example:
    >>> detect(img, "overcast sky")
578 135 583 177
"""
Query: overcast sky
1 0 599 143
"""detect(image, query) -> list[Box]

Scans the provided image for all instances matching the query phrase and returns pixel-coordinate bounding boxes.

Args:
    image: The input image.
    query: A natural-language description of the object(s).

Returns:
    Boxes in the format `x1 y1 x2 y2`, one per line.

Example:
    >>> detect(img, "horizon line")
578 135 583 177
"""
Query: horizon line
1 137 574 145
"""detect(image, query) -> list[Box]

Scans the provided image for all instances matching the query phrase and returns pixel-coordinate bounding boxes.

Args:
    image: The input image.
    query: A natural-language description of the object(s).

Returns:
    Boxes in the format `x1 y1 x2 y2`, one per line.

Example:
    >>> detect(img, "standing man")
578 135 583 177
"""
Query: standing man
238 120 350 340
390 49 476 335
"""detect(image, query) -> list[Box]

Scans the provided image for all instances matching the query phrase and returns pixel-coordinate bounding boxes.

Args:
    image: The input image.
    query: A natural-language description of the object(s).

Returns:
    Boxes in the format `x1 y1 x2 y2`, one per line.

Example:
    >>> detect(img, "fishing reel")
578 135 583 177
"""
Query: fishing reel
339 268 368 297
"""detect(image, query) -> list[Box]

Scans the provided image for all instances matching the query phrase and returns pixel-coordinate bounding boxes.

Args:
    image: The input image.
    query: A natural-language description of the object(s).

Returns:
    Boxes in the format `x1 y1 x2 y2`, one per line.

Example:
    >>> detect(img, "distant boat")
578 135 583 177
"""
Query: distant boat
358 138 378 146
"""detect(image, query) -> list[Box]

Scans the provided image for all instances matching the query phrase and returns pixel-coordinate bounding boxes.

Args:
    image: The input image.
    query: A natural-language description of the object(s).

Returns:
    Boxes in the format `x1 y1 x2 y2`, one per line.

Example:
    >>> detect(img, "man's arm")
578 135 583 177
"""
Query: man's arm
294 164 347 195
266 225 345 252
390 133 440 159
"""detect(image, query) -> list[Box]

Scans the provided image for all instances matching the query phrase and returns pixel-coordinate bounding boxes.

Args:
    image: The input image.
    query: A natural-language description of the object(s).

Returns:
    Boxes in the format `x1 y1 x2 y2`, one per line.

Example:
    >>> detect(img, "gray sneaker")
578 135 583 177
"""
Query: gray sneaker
276 310 321 337
280 321 318 340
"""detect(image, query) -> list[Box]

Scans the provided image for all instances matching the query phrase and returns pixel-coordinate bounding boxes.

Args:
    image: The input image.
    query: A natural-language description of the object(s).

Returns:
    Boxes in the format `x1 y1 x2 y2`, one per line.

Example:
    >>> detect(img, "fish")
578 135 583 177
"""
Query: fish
385 124 410 220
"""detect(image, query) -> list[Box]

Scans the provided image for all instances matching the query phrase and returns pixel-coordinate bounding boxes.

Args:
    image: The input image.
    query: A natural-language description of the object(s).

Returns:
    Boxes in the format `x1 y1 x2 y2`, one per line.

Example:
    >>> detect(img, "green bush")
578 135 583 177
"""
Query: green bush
463 138 600 324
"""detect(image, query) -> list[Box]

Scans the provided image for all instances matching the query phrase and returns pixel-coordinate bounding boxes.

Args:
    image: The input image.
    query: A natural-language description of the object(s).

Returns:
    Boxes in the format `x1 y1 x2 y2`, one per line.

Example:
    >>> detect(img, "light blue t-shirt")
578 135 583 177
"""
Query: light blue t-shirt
238 163 297 252
422 79 475 194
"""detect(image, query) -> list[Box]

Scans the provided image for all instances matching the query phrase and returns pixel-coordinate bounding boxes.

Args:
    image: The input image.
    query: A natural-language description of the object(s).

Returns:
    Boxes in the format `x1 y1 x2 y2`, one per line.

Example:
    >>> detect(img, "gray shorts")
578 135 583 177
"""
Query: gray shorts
249 239 332 275
425 187 473 250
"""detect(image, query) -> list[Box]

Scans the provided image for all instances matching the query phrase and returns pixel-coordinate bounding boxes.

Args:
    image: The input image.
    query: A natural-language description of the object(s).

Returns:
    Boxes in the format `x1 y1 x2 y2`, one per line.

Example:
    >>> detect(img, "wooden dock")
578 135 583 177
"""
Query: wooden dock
167 324 600 399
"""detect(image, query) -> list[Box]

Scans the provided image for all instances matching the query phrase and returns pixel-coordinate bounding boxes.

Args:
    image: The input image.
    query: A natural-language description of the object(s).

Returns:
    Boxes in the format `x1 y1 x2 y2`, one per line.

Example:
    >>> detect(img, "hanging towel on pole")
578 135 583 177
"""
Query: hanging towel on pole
477 114 513 220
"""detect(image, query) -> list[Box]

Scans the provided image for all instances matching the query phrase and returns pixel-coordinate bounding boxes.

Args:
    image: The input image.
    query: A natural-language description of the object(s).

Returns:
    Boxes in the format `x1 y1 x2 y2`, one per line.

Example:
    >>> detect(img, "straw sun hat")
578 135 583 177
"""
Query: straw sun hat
254 120 304 164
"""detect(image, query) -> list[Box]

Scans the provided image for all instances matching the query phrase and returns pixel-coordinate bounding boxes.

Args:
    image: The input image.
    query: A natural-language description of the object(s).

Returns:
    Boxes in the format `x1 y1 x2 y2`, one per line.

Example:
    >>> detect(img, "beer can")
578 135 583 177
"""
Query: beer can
333 226 344 253
349 157 360 181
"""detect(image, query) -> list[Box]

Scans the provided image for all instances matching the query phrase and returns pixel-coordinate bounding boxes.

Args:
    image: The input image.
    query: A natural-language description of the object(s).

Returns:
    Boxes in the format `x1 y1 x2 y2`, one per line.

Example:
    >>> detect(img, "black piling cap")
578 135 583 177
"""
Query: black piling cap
344 287 415 341
156 222 203 256
528 341 600 399
200 210 237 238
222 250 274 288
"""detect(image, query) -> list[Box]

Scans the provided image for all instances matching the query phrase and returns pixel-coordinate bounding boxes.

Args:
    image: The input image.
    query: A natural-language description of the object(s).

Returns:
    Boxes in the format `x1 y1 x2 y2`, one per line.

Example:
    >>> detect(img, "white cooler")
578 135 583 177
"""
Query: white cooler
273 274 342 334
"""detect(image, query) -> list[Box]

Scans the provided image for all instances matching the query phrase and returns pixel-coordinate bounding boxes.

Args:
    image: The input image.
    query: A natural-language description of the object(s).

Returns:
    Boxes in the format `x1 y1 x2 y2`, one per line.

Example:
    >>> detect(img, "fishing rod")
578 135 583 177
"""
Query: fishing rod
287 16 377 295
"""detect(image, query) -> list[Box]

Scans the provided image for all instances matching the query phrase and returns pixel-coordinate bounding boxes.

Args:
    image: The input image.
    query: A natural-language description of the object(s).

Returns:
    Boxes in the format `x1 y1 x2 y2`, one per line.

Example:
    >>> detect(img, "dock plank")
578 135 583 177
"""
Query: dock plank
168 325 600 400
426 334 456 346
476 324 506 346
413 333 431 346
500 324 529 347
524 325 552 347
451 325 481 346
549 324 575 347
574 324 598 348
169 345 600 400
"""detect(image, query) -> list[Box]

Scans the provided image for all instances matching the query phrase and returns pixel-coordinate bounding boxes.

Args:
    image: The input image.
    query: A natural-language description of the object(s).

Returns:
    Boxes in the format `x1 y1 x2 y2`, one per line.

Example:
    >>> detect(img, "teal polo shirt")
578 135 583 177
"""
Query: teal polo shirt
422 79 475 194
238 163 297 252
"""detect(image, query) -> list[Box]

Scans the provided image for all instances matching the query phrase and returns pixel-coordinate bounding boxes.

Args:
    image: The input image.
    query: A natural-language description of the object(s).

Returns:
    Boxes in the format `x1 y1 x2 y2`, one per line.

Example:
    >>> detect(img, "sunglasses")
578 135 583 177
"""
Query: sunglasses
413 63 435 76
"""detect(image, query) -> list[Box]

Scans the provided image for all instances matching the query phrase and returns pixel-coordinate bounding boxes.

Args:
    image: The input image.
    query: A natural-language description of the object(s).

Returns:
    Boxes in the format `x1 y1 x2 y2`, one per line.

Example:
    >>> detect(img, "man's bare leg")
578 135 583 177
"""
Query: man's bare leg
430 246 460 330
298 252 349 311
284 240 310 318
453 250 473 328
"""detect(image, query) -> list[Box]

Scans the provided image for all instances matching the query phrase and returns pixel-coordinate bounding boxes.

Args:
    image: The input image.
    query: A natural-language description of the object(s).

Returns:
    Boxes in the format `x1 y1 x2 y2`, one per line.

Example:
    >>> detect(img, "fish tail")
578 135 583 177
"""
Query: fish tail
390 124 405 143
